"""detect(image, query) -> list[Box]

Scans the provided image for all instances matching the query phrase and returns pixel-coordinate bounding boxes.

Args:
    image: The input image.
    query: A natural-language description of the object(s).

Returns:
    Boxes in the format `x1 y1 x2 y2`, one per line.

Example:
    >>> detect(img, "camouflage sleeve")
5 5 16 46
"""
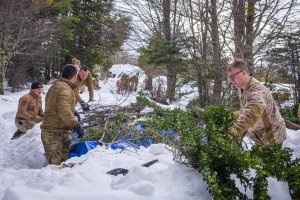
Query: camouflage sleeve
298 104 300 118
73 86 82 102
57 90 77 129
17 97 35 120
38 98 43 117
234 94 265 136
87 72 94 100
232 110 240 120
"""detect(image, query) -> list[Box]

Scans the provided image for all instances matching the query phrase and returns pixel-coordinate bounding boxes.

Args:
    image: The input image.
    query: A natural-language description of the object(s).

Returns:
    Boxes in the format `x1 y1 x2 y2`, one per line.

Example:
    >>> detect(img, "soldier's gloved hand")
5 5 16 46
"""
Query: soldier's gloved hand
79 100 90 111
33 116 43 123
74 123 84 138
74 111 81 122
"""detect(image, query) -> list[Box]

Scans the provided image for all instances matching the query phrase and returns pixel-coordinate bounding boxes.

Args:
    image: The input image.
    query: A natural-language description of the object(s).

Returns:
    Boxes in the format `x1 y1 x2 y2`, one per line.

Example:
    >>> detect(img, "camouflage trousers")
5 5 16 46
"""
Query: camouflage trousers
41 130 72 165
15 118 36 133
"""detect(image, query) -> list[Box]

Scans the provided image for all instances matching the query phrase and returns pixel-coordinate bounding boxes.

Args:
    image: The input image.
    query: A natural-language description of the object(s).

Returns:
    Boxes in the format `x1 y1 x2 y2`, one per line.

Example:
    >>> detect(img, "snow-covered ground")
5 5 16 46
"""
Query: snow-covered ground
0 64 299 200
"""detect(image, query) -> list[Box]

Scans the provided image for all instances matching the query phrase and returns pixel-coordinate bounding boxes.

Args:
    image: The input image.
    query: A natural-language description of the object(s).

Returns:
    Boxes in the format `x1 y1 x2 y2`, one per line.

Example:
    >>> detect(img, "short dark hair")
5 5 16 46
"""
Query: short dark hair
80 65 89 71
62 64 77 79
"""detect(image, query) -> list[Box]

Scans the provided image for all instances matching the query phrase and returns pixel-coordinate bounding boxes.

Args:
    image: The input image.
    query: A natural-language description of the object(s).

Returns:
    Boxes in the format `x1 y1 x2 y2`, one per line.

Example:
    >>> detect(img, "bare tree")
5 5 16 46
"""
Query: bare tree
122 0 185 102
183 0 210 106
0 0 52 94
231 0 296 72
120 0 298 106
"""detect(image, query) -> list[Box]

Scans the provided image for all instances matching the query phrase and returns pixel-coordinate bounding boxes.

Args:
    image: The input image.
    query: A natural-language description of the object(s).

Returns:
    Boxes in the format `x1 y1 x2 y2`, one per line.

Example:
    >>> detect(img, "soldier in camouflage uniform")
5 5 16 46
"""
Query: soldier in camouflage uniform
41 64 84 165
11 82 44 139
227 59 286 145
74 65 95 111
227 60 300 200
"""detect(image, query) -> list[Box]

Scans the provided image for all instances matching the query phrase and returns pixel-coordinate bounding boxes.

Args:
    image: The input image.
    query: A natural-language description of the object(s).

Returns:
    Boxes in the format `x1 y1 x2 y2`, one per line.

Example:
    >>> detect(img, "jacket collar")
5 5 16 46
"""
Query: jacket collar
241 77 260 93
59 77 77 89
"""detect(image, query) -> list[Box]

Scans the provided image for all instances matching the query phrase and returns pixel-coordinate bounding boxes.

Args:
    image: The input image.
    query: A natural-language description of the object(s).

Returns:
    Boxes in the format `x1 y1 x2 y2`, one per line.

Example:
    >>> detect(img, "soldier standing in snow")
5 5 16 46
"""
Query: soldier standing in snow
74 65 95 111
227 60 300 199
41 64 84 165
11 82 44 139
227 59 287 145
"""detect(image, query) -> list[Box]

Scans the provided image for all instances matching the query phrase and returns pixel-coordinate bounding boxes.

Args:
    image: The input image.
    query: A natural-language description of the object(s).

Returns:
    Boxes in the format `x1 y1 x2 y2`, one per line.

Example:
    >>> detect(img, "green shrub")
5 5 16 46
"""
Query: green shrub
80 98 300 200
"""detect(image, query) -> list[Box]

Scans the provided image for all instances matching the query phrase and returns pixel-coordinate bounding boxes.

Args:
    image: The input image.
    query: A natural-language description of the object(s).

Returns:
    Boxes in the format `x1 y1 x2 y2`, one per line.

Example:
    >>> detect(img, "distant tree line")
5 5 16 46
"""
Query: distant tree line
1 0 300 106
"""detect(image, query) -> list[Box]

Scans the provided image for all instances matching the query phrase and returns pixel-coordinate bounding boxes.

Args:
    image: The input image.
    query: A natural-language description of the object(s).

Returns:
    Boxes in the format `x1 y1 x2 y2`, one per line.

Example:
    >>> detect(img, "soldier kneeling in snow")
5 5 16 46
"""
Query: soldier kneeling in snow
41 64 84 165
11 82 44 139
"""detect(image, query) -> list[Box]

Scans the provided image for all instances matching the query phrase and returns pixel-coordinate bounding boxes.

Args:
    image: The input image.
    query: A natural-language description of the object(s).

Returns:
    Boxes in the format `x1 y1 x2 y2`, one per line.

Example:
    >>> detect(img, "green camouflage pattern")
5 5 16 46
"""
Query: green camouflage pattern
41 130 72 165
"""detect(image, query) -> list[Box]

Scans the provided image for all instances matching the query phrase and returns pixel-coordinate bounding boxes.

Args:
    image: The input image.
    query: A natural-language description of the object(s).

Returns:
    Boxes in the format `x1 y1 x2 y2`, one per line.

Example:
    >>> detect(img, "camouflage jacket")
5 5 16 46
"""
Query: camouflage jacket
234 77 287 145
16 91 43 121
74 71 94 102
41 77 77 132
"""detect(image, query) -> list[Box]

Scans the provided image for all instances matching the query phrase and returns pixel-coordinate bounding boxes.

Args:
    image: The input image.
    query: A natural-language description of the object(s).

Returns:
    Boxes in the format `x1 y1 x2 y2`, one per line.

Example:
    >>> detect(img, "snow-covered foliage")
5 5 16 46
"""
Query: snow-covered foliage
0 64 299 200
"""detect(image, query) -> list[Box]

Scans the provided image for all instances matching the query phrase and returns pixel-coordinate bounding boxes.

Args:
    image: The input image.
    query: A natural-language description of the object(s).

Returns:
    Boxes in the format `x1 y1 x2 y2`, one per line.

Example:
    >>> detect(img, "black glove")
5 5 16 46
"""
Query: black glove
79 100 90 111
73 123 84 138
74 111 81 122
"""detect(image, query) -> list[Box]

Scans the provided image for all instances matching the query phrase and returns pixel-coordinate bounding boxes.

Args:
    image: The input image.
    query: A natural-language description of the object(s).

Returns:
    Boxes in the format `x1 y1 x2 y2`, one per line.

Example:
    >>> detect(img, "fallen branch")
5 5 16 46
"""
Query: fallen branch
285 119 300 131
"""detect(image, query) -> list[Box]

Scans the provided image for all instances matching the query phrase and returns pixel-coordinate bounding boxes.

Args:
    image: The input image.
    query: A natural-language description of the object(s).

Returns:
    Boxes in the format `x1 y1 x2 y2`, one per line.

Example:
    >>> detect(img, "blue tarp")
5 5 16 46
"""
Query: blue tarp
106 140 140 150
69 141 101 158
69 124 178 157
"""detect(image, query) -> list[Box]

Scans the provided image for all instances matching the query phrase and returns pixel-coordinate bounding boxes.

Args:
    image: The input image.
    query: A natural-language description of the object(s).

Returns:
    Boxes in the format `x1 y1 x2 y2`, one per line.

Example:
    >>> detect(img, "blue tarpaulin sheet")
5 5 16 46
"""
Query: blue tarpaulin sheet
69 141 101 158
69 124 178 157
106 140 140 150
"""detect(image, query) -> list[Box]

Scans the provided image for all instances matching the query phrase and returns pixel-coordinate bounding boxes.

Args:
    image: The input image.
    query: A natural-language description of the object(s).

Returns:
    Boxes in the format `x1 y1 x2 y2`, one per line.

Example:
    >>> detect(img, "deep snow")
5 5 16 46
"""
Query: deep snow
0 64 299 200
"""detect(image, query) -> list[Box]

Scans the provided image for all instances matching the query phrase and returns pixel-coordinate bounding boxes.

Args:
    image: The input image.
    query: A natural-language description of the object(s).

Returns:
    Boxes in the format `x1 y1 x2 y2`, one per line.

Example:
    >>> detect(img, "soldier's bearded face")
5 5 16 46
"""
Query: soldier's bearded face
33 88 42 96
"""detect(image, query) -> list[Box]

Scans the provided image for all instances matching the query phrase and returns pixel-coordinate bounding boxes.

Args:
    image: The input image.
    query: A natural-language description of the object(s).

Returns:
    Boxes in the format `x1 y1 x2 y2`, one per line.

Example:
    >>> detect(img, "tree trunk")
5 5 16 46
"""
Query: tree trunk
244 0 255 74
145 74 153 91
0 64 4 95
163 0 176 102
210 0 223 105
295 44 300 103
167 66 176 102
0 54 11 95
233 0 245 59
188 0 209 106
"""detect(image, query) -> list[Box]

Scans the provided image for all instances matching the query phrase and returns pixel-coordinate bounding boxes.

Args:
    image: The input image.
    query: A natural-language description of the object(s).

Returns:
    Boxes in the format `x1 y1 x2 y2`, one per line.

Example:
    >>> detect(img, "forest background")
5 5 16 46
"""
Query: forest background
1 0 300 108
2 1 300 199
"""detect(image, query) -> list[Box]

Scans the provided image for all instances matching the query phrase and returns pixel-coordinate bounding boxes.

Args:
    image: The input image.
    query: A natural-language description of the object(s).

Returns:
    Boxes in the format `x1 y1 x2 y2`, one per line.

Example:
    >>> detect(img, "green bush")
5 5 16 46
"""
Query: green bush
81 98 300 200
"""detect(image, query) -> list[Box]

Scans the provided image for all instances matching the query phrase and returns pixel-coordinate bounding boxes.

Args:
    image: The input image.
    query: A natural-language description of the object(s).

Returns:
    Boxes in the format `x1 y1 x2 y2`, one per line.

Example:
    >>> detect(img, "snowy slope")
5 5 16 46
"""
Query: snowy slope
0 64 299 200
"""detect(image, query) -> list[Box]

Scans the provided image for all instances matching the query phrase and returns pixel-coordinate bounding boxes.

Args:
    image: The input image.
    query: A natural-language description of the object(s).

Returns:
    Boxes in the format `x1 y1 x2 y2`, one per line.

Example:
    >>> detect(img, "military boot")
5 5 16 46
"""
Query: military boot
11 130 25 140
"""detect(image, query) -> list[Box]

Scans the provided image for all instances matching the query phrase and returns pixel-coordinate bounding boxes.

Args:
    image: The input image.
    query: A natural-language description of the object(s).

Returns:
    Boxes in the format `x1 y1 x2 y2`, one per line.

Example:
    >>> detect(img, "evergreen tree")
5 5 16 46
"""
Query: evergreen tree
59 0 131 68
